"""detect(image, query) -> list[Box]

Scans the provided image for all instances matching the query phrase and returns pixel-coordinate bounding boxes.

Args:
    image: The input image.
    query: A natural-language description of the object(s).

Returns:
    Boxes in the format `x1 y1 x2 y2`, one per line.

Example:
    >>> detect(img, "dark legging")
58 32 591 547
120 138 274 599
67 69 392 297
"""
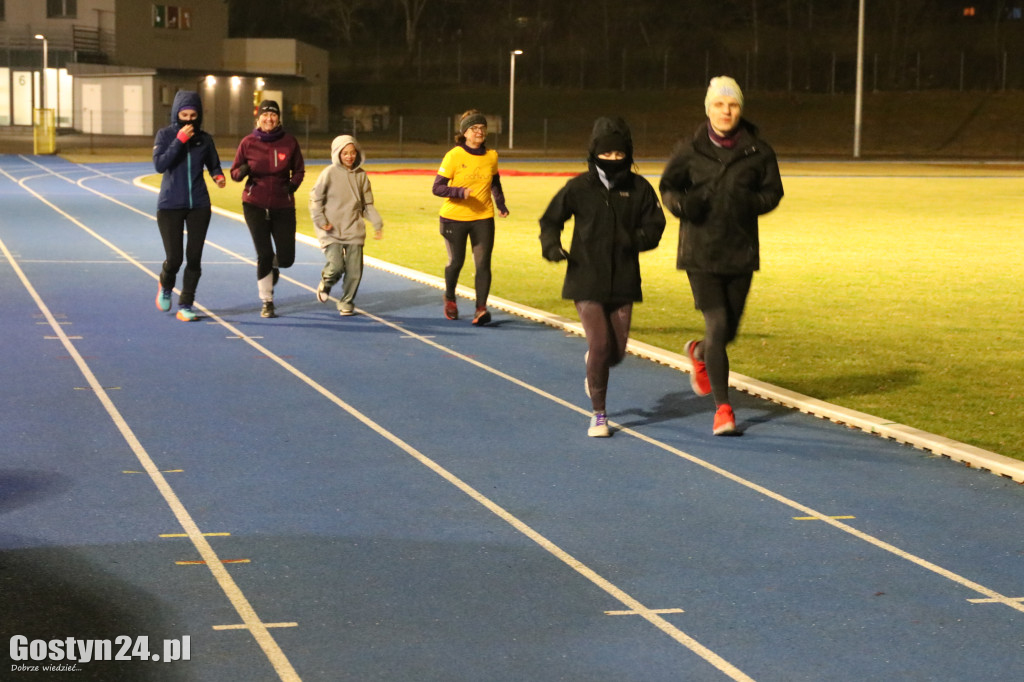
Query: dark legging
576 300 633 413
441 217 494 308
157 206 211 308
687 272 752 405
243 203 296 280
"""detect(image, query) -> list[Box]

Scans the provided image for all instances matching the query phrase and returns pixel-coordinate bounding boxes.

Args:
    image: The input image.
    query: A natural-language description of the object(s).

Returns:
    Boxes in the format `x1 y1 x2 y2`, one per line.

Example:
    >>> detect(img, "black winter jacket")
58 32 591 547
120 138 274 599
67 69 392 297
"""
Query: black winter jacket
539 118 665 302
660 120 783 274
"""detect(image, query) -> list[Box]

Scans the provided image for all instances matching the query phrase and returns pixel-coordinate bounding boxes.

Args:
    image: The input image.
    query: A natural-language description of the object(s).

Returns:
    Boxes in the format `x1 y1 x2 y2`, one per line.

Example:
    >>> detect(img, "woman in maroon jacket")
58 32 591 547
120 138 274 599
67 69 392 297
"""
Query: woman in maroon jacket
230 100 305 318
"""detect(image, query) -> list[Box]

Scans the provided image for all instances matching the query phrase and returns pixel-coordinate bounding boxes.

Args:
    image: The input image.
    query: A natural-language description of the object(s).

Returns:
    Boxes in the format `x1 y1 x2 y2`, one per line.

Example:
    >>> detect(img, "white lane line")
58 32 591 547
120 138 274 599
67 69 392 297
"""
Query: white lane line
19 160 1024 668
14 161 756 682
0 169 302 682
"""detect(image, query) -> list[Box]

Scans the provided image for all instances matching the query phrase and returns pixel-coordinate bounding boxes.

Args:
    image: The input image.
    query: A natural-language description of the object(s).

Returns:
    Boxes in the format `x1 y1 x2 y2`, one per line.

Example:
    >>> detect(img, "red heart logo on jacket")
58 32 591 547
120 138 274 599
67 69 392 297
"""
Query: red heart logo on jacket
278 152 286 162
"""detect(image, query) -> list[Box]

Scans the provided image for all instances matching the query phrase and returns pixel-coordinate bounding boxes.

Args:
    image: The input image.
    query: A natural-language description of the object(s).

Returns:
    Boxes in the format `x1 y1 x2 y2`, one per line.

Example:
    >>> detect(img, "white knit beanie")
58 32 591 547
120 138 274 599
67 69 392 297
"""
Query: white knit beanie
704 76 744 115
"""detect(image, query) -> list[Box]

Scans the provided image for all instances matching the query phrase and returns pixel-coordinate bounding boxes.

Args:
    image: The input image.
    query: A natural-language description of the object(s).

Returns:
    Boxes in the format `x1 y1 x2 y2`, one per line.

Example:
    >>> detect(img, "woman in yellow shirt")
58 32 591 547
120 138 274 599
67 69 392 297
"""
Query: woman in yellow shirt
432 109 510 325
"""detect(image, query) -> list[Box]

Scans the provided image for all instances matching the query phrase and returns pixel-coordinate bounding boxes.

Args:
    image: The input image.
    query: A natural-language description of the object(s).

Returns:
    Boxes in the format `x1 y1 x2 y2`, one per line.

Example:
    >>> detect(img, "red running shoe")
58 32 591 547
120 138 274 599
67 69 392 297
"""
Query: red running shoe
444 297 459 320
472 307 491 326
684 340 712 396
713 404 736 436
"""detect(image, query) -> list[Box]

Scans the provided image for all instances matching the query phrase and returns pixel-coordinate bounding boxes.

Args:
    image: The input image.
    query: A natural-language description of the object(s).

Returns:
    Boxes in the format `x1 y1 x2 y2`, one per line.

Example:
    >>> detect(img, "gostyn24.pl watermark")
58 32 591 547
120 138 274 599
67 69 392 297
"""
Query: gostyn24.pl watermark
10 635 190 671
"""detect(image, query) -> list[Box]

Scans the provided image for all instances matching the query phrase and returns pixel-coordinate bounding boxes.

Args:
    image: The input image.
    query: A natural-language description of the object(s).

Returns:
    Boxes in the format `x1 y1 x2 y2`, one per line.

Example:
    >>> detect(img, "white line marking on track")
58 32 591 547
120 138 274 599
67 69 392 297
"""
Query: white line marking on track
1 165 303 682
12 158 1024 677
15 160 759 682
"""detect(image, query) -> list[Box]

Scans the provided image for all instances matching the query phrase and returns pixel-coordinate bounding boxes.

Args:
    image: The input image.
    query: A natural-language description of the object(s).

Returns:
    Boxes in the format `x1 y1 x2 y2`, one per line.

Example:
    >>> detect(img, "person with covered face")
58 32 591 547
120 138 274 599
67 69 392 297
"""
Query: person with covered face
230 100 305 318
432 109 509 326
539 117 665 437
309 135 384 316
152 90 225 321
660 76 784 436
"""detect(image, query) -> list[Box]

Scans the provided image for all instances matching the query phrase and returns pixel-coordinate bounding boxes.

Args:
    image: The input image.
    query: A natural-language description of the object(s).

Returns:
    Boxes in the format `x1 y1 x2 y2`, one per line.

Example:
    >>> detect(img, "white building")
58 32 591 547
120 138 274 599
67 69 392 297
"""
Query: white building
0 0 328 136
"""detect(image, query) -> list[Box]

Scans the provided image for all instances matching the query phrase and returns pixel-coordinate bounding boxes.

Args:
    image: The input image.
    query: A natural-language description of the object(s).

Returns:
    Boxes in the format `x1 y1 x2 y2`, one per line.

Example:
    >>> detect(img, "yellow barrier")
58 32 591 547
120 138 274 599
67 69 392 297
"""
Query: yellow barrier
33 108 56 155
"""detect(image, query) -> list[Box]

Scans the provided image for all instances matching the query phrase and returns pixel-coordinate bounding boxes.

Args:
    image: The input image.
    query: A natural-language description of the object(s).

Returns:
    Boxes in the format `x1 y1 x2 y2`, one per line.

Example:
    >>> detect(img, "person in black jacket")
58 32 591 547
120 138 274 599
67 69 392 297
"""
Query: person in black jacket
152 90 225 321
540 117 665 437
660 76 784 435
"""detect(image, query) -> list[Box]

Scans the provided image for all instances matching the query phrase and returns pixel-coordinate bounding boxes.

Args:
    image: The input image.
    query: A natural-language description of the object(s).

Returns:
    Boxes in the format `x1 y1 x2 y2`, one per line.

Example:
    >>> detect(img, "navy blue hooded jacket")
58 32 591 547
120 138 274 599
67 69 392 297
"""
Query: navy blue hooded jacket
153 90 224 210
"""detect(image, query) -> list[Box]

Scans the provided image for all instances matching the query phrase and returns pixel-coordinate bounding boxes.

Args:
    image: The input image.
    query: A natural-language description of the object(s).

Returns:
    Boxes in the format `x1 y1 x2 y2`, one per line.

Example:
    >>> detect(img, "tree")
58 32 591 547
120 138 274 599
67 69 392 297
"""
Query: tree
397 0 432 55
293 0 366 46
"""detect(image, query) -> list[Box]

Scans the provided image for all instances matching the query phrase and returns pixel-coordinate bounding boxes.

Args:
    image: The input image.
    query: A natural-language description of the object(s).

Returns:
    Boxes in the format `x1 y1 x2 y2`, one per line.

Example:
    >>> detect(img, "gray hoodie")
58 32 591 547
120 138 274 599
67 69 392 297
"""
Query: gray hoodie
309 135 383 247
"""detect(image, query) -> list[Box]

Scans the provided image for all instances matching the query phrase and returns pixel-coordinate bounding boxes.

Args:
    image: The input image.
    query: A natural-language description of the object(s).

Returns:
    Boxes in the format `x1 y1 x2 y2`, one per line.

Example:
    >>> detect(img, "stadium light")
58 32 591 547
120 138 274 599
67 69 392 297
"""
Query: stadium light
509 50 523 150
34 34 47 110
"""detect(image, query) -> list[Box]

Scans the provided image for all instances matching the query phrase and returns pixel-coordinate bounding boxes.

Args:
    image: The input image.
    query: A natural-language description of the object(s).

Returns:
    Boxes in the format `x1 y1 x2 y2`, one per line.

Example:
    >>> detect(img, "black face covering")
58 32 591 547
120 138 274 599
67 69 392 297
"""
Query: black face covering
594 156 631 187
176 114 201 133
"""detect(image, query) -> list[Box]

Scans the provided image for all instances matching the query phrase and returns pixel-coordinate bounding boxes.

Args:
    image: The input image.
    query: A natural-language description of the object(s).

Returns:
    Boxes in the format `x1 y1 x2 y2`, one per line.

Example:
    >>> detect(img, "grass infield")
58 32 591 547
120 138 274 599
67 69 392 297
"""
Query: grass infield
142 160 1024 462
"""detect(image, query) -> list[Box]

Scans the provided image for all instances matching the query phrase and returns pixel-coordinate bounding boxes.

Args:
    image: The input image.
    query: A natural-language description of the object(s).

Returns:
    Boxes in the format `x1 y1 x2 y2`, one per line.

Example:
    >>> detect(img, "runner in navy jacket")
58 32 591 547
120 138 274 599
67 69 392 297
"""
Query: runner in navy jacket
152 89 225 321
230 100 305 318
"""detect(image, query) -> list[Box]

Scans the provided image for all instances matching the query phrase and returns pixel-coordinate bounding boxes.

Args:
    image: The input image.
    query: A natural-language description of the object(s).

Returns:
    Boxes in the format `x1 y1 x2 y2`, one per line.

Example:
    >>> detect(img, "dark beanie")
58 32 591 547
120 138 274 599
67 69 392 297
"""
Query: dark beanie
593 131 629 156
257 100 281 116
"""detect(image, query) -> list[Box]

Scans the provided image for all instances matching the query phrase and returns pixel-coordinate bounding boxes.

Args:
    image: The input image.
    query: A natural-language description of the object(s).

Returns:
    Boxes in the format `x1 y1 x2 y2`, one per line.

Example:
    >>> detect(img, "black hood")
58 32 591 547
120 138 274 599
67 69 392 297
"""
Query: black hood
588 116 634 161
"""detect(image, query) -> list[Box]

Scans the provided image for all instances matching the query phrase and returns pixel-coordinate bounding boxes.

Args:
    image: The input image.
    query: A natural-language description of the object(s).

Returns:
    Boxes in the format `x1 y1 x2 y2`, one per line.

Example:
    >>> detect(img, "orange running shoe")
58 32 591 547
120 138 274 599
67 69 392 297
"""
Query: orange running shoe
684 340 712 396
713 404 736 436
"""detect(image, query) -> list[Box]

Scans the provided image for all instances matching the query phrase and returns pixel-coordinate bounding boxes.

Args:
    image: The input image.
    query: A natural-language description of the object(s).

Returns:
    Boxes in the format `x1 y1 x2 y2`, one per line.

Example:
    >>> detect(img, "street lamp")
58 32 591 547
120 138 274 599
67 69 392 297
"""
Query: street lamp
508 50 522 150
853 0 865 158
34 34 48 110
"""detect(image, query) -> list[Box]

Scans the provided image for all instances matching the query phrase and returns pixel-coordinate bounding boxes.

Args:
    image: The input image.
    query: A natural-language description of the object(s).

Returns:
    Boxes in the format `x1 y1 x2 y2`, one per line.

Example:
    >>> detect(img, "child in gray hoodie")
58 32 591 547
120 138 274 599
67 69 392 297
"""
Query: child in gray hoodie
309 135 384 315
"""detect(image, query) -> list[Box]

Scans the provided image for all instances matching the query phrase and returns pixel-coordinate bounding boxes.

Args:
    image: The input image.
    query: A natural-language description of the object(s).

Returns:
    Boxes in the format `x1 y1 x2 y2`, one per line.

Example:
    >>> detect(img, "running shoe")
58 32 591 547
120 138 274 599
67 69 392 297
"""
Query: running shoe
588 412 611 438
472 307 491 326
316 280 331 303
260 301 277 318
684 339 712 396
175 307 198 322
713 404 737 436
338 302 355 316
155 285 172 312
444 297 459 320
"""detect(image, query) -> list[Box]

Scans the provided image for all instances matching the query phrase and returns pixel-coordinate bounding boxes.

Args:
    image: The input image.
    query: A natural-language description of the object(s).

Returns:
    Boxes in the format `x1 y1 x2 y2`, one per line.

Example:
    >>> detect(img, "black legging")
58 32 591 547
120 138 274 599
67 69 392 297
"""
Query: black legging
243 203 296 280
157 206 211 308
441 217 494 308
688 272 752 405
576 300 633 413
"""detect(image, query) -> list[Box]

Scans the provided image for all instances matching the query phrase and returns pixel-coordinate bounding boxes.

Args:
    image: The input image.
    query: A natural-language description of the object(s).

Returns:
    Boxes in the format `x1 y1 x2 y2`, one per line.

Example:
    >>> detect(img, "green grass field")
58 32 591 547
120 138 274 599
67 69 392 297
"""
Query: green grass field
142 160 1024 461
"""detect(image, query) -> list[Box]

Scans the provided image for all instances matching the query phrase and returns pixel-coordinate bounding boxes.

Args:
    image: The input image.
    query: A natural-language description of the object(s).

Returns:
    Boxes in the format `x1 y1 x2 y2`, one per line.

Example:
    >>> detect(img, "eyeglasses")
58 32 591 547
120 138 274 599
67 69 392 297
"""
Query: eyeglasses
467 125 487 133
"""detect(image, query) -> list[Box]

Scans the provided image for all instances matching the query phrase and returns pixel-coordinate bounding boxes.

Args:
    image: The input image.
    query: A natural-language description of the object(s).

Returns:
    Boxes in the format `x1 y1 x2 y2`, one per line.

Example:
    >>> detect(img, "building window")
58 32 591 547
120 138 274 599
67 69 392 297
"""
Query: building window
47 0 76 19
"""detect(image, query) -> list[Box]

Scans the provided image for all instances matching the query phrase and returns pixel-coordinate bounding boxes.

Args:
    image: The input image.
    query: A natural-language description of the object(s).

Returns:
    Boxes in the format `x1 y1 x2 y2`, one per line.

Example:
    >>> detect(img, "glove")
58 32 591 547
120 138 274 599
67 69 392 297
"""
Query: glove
683 189 711 224
176 128 192 143
234 163 250 180
286 184 297 194
543 244 568 262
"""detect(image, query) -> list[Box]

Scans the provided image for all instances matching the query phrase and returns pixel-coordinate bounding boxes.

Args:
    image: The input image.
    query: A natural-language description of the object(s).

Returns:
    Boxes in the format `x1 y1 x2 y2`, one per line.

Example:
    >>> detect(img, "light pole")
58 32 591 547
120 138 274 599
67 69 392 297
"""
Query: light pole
853 0 865 158
508 50 522 150
34 34 48 110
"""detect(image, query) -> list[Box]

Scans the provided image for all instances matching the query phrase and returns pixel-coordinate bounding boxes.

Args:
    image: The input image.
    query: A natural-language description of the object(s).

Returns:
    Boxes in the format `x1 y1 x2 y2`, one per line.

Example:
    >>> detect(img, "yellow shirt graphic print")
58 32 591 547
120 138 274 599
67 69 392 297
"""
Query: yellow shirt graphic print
438 146 499 221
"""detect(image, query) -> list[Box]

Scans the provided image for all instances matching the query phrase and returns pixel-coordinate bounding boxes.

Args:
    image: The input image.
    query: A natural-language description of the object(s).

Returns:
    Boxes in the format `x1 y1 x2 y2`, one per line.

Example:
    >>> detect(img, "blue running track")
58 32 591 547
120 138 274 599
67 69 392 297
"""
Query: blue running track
1 155 1022 681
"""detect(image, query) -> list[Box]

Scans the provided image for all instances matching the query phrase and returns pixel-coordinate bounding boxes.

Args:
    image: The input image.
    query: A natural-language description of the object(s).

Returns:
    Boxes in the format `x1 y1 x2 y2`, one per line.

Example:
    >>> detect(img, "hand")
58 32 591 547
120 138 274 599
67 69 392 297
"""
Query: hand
374 229 383 240
176 124 194 143
543 244 567 262
214 175 226 188
684 189 710 224
286 184 297 194
322 223 334 232
234 163 250 180
498 210 509 218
